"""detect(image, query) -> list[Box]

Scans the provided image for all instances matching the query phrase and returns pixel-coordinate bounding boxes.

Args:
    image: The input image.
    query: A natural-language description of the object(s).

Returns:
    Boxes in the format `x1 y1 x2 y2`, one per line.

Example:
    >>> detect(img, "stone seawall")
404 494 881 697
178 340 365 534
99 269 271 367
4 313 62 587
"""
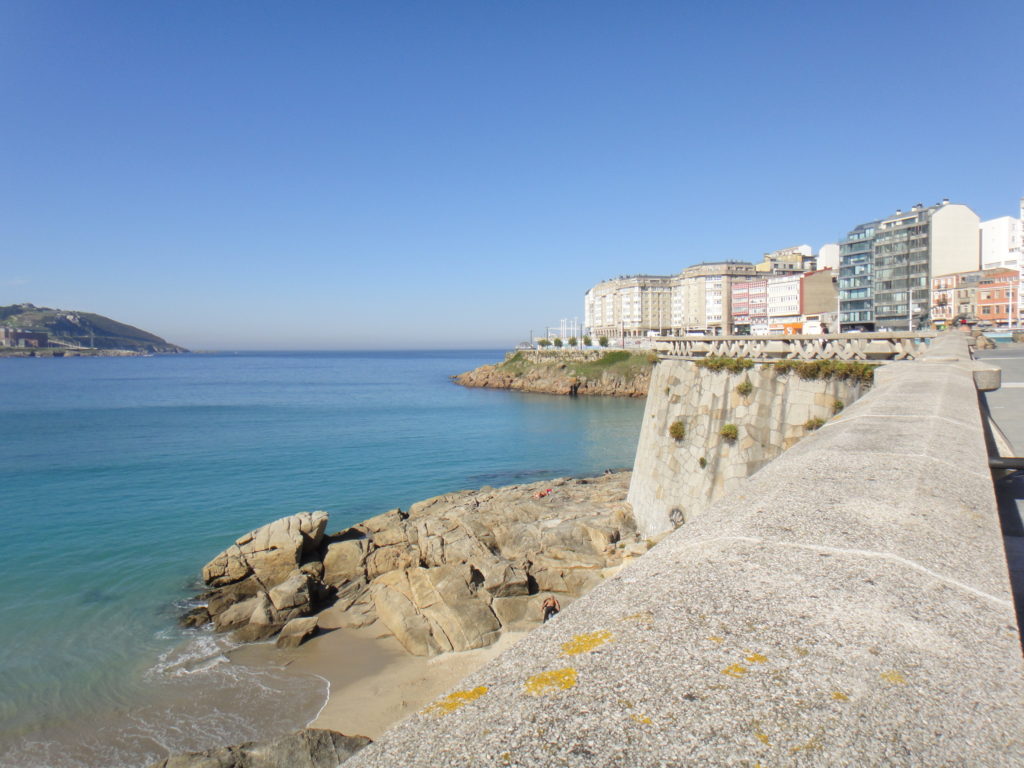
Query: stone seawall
628 361 868 537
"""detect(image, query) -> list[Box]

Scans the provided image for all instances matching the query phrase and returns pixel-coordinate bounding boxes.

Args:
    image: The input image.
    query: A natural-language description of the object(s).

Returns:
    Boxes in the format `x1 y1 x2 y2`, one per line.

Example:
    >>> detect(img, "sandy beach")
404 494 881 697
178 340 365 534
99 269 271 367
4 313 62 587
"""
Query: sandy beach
228 602 536 740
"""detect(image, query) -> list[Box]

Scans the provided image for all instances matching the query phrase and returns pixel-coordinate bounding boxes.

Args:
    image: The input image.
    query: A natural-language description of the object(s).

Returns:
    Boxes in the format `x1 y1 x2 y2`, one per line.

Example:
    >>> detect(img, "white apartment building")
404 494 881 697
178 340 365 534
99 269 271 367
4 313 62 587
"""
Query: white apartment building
584 275 673 339
816 243 841 271
585 262 755 339
766 273 802 331
981 213 1022 272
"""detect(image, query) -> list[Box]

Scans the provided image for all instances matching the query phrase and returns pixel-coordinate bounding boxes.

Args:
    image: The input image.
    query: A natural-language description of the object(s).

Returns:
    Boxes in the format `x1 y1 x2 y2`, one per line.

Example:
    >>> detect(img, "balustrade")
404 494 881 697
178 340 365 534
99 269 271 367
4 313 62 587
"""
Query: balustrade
655 332 935 362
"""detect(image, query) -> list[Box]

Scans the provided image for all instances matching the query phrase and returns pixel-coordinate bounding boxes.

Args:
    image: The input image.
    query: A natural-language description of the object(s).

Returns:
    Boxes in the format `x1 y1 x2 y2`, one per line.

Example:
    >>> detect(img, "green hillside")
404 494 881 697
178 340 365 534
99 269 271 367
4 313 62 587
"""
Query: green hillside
0 304 187 353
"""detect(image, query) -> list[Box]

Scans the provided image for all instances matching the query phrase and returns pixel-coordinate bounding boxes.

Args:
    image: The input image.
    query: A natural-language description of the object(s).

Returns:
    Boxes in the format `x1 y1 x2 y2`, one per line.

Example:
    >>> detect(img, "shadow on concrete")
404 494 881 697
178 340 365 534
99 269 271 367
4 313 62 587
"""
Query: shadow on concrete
980 392 1024 652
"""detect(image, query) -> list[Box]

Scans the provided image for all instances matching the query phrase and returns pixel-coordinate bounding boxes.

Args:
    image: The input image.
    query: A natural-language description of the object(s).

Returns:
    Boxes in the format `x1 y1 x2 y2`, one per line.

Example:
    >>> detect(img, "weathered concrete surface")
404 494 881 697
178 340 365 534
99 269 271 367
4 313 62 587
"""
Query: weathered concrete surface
347 332 1024 767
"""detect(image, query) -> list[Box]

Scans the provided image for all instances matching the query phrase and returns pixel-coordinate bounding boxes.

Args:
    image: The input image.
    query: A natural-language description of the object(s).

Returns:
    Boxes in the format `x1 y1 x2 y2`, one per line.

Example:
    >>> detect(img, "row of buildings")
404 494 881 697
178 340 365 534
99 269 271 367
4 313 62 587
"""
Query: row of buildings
582 197 1023 338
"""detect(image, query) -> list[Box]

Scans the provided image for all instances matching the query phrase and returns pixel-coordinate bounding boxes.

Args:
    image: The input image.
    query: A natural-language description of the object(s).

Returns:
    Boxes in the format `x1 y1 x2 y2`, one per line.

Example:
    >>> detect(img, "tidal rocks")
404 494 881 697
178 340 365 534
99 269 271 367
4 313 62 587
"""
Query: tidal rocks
195 512 333 642
203 510 328 588
187 472 644 656
145 727 370 768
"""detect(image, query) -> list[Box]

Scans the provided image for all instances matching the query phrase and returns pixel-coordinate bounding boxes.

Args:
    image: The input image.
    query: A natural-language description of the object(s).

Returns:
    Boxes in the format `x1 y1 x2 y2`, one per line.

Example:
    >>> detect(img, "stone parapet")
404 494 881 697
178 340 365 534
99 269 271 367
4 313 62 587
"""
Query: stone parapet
658 332 935 362
347 332 1024 767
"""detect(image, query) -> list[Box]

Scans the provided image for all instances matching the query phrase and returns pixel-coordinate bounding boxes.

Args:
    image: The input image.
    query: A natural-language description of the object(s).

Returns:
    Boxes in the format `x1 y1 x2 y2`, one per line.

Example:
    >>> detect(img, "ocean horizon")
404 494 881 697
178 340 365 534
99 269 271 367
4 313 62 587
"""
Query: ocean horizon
0 350 645 767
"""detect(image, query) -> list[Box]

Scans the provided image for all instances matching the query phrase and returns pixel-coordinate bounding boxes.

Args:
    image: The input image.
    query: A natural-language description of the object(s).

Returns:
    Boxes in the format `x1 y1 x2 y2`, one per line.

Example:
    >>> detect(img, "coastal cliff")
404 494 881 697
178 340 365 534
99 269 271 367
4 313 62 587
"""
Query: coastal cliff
453 350 653 397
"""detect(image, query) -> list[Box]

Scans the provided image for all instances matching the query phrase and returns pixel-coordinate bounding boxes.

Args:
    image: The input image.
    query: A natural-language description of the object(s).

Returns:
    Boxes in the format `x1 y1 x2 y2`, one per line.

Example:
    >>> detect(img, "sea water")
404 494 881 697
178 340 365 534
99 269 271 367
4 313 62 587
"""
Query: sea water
0 351 645 767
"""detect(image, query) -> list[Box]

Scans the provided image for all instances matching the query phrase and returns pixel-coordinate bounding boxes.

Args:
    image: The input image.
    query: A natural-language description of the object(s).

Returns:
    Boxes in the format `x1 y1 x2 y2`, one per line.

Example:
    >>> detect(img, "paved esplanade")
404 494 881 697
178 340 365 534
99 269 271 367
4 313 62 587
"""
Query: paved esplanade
348 333 1024 767
976 344 1024 631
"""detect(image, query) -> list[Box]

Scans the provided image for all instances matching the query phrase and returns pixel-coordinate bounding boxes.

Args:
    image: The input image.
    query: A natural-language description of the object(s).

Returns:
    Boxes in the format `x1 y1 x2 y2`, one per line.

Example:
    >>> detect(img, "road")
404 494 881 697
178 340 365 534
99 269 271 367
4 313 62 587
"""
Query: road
975 344 1024 639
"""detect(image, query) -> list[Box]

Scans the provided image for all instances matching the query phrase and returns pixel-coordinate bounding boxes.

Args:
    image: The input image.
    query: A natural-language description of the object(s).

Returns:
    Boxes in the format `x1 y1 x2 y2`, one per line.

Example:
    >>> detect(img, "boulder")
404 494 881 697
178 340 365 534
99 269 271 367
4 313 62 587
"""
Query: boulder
491 595 543 628
409 565 501 652
268 571 314 613
145 728 370 768
365 544 419 581
322 539 368 586
203 511 329 589
276 617 319 649
371 570 442 656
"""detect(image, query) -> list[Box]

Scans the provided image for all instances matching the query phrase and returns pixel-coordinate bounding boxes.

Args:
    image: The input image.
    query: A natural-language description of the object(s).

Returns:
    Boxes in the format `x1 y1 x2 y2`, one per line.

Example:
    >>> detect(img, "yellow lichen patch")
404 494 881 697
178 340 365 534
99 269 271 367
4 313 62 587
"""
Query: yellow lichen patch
630 713 653 725
561 630 614 656
620 610 654 623
754 730 770 745
880 670 906 685
795 647 810 657
524 667 577 696
832 691 849 701
709 635 724 644
745 652 768 664
789 736 823 754
421 686 489 716
722 663 749 678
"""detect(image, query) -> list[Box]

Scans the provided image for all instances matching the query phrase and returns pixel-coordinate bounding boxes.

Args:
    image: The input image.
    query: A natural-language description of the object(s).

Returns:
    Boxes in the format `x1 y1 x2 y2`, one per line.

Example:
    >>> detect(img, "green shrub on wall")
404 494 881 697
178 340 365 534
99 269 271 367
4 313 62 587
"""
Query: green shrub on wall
720 423 738 442
698 456 707 469
696 356 754 374
772 359 876 383
669 420 686 441
804 417 826 431
833 399 845 414
736 378 753 396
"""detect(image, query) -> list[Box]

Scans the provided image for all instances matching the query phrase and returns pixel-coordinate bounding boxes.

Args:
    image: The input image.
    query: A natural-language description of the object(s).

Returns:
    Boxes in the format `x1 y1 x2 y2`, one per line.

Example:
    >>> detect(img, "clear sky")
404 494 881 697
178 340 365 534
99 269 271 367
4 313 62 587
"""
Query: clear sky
2 1 1021 349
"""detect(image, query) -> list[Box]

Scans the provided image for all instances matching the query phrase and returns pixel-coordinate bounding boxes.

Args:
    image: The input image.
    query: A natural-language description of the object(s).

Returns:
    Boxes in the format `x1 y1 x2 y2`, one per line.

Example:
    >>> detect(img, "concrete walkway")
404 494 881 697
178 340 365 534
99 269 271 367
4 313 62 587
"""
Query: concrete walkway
976 344 1024 639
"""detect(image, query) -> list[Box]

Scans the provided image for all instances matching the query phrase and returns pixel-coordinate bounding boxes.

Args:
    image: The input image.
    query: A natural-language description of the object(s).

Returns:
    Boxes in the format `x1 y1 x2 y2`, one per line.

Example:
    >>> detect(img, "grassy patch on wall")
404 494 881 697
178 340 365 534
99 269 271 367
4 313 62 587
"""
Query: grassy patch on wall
695 356 754 374
772 359 876 383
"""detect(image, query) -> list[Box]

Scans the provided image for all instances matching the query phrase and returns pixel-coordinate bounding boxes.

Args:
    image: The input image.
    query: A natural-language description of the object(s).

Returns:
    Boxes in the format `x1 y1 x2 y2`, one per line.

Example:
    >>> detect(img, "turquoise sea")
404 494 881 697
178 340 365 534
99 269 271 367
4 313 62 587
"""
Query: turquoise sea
0 351 645 767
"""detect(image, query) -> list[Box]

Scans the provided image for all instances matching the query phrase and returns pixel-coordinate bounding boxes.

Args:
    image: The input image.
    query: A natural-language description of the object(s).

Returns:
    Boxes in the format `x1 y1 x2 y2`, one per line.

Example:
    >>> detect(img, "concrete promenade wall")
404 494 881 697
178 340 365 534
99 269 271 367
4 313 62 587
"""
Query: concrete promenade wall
628 361 868 538
348 332 1024 767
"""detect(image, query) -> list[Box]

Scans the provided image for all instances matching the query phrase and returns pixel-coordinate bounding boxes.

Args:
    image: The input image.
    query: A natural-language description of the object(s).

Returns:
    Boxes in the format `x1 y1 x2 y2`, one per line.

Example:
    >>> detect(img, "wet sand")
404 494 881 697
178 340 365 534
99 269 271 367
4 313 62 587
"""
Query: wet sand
228 604 529 740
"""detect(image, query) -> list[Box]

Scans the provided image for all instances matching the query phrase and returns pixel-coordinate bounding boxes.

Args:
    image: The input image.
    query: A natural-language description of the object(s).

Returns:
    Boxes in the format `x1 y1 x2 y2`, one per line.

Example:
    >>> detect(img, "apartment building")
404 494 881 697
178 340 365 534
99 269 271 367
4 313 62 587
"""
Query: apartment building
585 262 756 339
584 275 673 340
839 200 980 331
976 268 1020 327
731 269 837 334
755 245 815 275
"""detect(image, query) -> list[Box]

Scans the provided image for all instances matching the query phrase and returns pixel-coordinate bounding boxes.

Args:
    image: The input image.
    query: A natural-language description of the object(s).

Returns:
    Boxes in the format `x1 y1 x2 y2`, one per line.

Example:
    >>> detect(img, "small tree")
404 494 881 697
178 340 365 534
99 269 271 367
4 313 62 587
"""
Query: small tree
553 338 563 348
583 335 592 347
568 336 578 347
538 338 552 348
598 336 609 347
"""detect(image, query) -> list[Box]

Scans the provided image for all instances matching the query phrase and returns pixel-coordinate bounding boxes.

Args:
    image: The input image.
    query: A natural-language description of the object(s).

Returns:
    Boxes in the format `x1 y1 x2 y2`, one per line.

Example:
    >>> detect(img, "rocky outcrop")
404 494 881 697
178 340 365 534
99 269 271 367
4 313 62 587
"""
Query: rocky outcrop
145 728 370 768
192 511 333 643
454 351 653 397
186 473 647 655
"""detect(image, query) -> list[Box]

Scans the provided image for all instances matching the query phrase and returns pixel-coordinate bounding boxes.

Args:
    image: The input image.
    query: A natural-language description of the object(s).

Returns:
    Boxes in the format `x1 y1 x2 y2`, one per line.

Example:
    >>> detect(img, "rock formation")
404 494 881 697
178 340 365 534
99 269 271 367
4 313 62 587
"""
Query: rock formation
186 473 647 655
145 728 370 768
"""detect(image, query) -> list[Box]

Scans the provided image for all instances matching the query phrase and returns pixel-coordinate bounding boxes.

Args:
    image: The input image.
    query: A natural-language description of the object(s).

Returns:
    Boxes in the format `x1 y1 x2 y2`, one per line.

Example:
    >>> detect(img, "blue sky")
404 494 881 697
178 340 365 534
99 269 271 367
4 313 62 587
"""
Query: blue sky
2 1 1021 349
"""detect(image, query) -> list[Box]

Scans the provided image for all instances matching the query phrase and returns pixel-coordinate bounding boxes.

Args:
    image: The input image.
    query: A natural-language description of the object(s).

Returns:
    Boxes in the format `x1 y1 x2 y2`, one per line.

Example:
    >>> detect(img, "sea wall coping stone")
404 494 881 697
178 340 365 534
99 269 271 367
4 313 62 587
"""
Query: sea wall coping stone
347 331 1024 767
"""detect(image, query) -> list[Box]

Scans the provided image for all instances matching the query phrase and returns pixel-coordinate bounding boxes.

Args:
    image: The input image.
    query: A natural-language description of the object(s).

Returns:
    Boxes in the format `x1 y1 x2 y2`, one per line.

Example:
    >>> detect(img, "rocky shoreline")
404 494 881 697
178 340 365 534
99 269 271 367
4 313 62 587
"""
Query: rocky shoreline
453 350 653 397
163 472 647 765
183 471 645 656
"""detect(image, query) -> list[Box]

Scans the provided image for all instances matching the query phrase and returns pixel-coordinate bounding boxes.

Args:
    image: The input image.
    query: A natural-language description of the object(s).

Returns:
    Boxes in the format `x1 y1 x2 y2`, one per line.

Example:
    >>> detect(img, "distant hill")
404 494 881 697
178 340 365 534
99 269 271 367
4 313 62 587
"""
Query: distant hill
0 304 187 354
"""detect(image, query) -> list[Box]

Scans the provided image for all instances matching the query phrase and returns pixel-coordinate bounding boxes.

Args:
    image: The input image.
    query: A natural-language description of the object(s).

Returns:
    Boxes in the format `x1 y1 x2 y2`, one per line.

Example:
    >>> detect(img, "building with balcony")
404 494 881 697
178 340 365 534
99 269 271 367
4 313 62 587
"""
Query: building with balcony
584 275 674 340
976 268 1020 328
839 200 980 331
